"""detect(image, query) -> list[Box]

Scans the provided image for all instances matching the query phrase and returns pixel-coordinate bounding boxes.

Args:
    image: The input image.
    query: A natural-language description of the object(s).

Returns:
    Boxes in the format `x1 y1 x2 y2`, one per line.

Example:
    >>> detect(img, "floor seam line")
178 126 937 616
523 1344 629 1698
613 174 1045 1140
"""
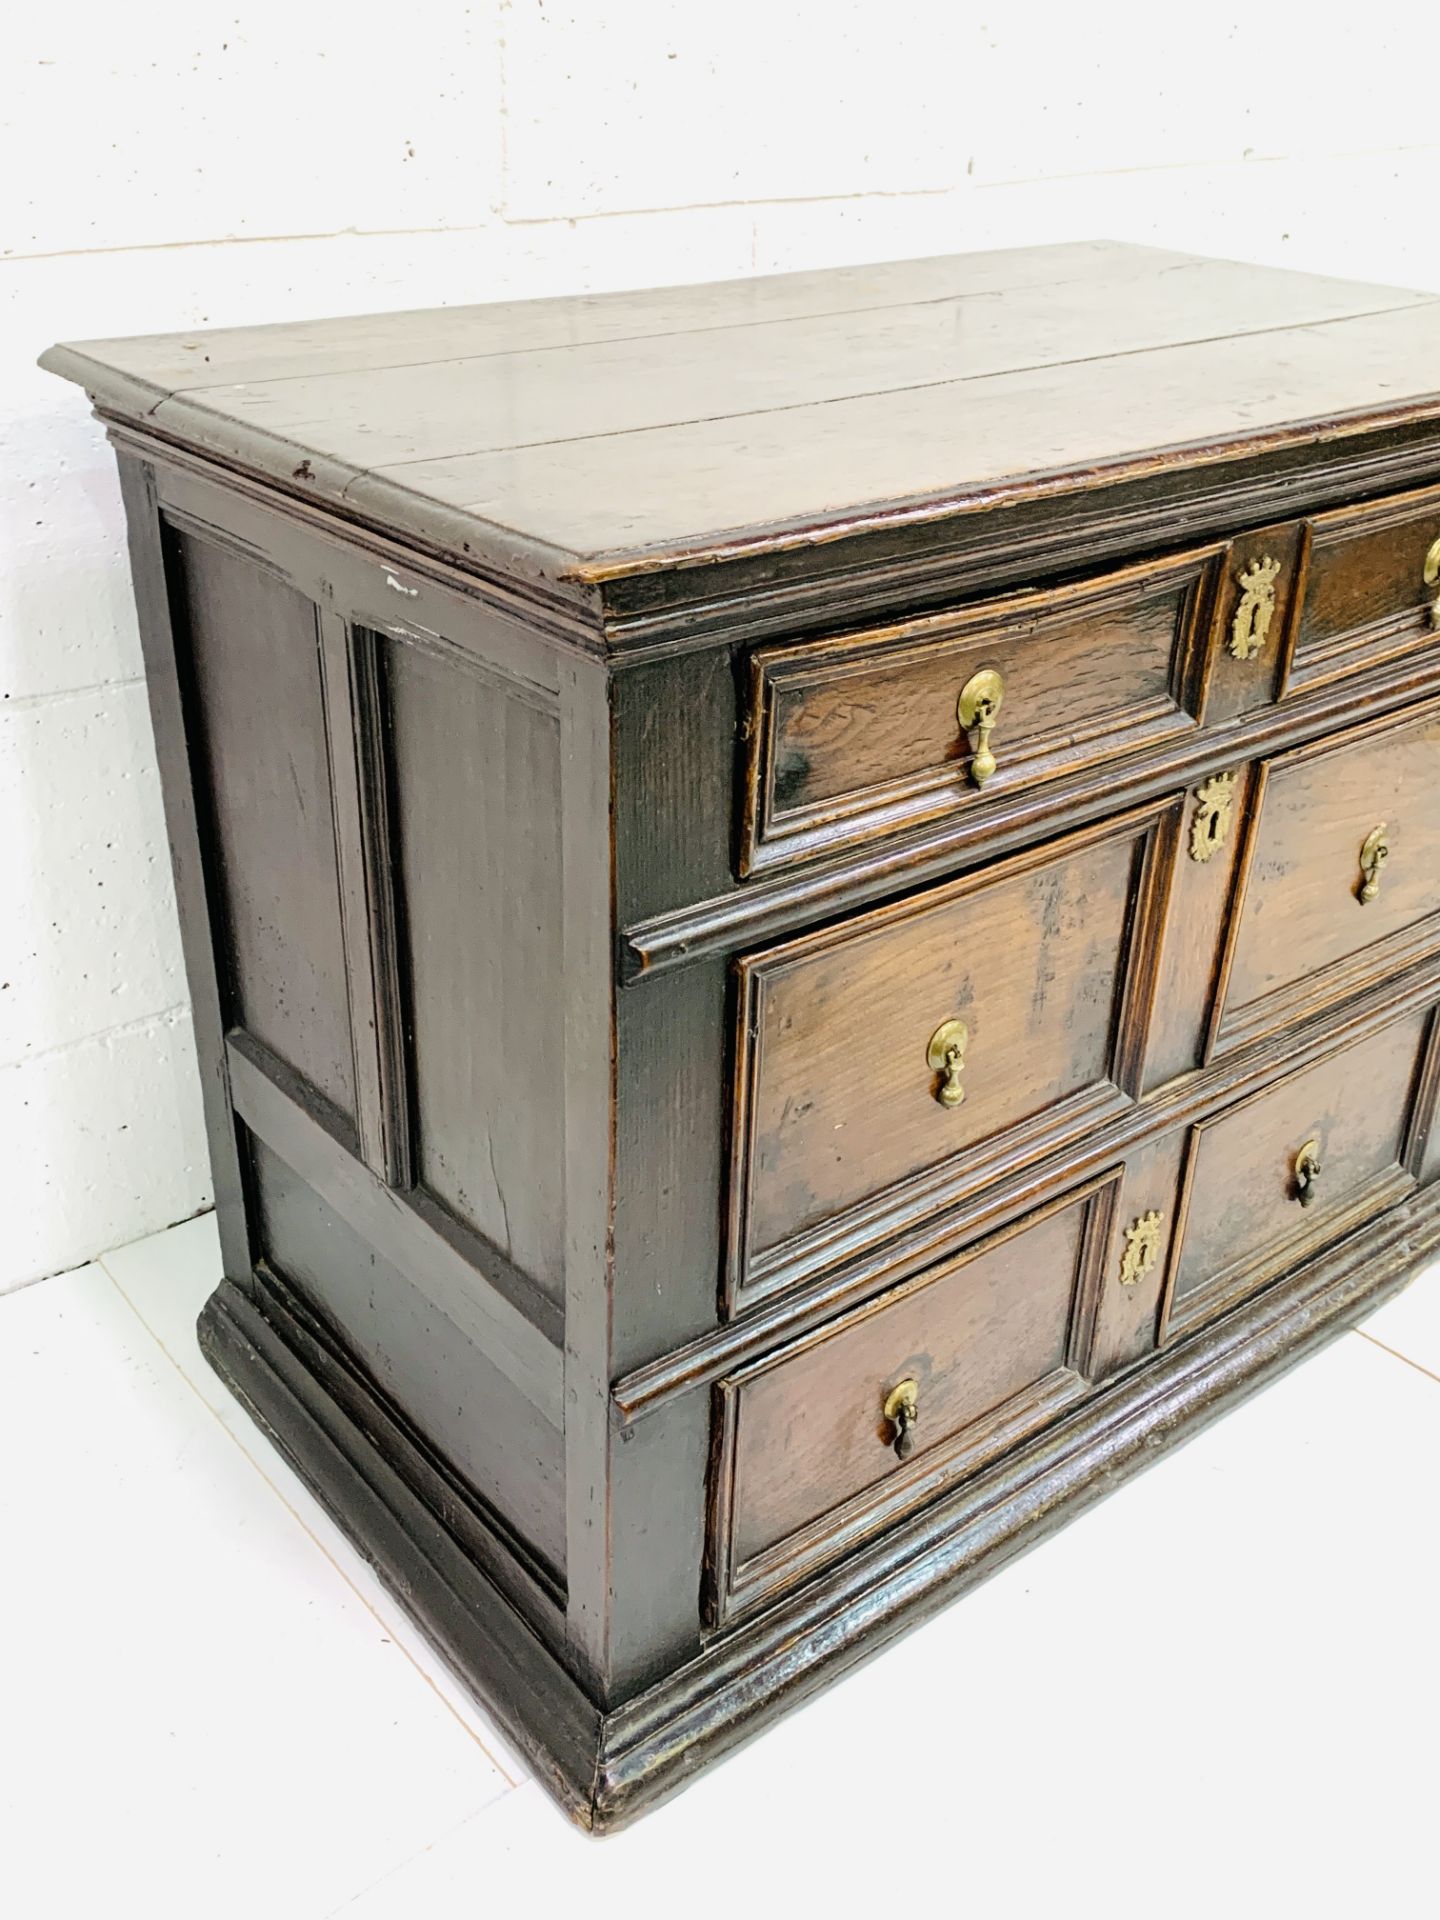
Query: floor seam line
94 1246 525 1788
1353 1325 1440 1387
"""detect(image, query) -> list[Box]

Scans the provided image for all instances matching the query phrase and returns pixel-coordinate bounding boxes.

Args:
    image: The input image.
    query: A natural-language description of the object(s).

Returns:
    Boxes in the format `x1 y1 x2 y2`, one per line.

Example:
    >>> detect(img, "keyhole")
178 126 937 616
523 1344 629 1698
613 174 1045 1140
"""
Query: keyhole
1206 808 1222 847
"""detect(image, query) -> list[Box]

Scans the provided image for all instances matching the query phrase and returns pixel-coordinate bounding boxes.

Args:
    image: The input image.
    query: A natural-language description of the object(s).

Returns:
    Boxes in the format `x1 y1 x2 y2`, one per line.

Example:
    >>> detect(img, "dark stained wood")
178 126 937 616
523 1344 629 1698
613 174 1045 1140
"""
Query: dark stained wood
316 613 406 1184
624 641 1440 983
712 1175 1113 1623
41 247 1440 586
741 546 1214 874
200 1175 1440 1831
51 244 1440 1832
612 957 1440 1426
1088 1130 1187 1379
1164 1007 1430 1338
1142 762 1259 1094
1290 478 1440 695
114 457 254 1282
729 805 1171 1304
1216 699 1440 1050
226 1032 562 1415
174 529 358 1119
1201 520 1306 728
250 1136 567 1577
385 630 567 1302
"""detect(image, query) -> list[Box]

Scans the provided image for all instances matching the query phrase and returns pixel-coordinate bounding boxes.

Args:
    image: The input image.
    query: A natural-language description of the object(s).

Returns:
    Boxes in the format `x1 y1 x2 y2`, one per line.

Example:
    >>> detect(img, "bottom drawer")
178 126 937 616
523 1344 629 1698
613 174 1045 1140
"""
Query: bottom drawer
1163 1005 1435 1339
707 1172 1119 1626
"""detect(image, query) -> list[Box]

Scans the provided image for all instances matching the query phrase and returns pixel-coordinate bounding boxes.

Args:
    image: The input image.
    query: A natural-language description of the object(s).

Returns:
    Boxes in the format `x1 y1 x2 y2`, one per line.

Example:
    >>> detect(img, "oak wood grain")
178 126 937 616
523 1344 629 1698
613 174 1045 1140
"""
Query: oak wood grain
1166 1008 1430 1336
42 247 1440 585
1217 699 1440 1046
742 545 1213 874
730 809 1162 1298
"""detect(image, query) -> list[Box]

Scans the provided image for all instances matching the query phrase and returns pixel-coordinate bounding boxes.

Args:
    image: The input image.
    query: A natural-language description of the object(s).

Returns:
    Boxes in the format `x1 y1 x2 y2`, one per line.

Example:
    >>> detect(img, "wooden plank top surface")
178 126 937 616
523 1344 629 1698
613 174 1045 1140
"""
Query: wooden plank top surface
42 241 1440 590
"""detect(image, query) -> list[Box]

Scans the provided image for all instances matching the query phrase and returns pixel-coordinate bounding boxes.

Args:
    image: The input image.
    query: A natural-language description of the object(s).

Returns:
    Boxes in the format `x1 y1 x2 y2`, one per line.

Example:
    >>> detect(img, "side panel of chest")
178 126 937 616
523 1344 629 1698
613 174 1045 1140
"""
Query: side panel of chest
146 478 574 1598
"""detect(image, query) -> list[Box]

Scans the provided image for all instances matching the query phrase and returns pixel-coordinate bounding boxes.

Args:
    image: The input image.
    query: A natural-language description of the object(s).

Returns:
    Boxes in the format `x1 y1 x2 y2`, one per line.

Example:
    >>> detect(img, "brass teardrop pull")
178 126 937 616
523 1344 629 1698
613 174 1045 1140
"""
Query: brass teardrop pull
1293 1137 1322 1209
1358 824 1389 905
883 1379 919 1461
957 668 1004 787
926 1019 969 1109
1424 535 1440 631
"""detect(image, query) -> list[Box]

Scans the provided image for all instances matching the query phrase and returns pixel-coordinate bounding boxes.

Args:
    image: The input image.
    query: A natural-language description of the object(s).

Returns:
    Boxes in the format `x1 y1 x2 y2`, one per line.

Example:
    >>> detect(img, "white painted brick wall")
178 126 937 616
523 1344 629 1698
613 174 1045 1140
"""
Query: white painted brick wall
3 2 1438 1288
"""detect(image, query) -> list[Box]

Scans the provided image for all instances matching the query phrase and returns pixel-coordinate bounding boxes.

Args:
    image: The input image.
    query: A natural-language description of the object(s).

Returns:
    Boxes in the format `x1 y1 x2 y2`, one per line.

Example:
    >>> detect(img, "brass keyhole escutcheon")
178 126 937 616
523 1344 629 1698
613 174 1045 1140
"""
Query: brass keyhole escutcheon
926 1018 969 1109
957 667 1005 788
1424 535 1440 631
1358 823 1389 904
1190 770 1238 863
883 1379 919 1461
1119 1211 1164 1289
1230 555 1281 660
1293 1137 1322 1209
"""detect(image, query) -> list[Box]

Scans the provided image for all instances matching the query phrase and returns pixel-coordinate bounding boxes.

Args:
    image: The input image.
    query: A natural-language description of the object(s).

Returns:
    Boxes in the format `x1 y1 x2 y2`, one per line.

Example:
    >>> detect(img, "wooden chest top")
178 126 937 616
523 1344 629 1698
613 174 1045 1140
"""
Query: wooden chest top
40 242 1440 603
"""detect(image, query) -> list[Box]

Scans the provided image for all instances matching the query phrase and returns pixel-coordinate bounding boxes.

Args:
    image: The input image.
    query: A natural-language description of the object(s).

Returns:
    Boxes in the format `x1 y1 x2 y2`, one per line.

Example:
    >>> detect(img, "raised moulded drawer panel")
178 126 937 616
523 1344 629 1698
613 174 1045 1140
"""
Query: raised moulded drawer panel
738 548 1215 876
1164 1004 1435 1340
709 1171 1118 1625
1214 698 1440 1053
1287 480 1440 697
726 801 1175 1311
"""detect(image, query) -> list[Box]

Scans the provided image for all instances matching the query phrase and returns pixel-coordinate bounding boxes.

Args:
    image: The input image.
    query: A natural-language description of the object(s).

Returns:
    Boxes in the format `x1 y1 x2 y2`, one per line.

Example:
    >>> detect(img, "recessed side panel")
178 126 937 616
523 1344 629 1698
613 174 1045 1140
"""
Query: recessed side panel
172 527 356 1123
385 633 567 1304
250 1134 567 1582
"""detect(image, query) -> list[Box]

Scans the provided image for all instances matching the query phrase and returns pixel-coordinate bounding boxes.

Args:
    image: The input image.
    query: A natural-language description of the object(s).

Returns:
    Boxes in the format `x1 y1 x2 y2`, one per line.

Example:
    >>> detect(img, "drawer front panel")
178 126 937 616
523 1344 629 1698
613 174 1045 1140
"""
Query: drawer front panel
1165 1006 1432 1339
1289 481 1440 696
740 549 1214 875
710 1173 1116 1624
728 805 1172 1309
1216 700 1440 1050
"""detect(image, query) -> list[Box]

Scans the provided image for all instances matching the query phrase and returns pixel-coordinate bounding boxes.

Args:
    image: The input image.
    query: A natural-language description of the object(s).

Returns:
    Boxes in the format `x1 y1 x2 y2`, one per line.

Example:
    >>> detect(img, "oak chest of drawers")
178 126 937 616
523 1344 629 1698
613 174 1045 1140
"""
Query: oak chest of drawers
44 241 1440 1829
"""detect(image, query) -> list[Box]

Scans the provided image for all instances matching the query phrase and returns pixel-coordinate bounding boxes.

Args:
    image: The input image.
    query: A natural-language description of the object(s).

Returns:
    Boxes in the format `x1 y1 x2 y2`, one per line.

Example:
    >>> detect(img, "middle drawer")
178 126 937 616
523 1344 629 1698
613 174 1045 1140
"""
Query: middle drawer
726 800 1176 1312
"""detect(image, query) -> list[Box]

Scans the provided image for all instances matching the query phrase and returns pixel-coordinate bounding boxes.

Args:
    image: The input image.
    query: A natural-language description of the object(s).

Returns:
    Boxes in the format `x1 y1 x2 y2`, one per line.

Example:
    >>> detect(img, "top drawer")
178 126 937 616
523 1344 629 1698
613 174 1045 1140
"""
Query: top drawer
1288 479 1440 697
739 547 1216 875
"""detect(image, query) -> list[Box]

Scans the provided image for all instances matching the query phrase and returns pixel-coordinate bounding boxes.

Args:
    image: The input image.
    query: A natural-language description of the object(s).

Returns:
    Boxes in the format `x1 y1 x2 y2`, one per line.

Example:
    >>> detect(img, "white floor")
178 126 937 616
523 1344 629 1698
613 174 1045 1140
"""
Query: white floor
2 1218 1438 1919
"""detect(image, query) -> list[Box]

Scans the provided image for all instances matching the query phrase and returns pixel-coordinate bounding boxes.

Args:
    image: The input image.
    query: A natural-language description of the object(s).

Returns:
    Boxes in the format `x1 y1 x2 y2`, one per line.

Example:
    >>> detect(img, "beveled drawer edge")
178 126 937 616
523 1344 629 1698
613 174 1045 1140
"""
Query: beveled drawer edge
723 799 1176 1316
705 1169 1120 1629
613 953 1440 1426
1280 475 1440 701
1163 1164 1414 1343
738 543 1219 879
1213 913 1440 1060
1205 691 1440 1061
623 645 1440 984
1167 1000 1440 1343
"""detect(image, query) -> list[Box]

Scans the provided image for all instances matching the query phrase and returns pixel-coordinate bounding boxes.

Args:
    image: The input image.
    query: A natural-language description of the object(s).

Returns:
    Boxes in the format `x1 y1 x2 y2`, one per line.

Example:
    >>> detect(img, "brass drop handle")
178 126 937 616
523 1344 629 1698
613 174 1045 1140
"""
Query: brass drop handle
1294 1137 1322 1209
883 1379 919 1461
1424 535 1440 630
957 667 1005 788
926 1018 969 1109
1358 823 1389 904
